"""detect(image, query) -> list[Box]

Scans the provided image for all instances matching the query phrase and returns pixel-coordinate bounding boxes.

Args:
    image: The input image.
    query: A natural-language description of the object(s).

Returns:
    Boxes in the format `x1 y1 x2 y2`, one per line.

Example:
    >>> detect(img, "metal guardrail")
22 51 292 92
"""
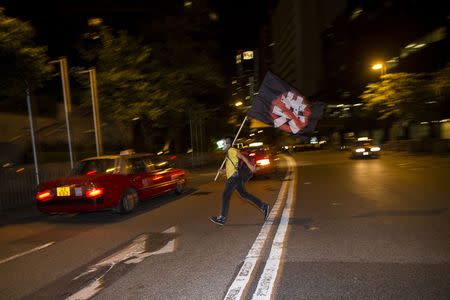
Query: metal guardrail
0 163 71 211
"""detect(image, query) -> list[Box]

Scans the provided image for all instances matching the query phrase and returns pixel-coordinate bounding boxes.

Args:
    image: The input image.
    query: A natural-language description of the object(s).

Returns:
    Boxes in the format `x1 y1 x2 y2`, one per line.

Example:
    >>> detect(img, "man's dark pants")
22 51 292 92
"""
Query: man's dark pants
221 173 265 218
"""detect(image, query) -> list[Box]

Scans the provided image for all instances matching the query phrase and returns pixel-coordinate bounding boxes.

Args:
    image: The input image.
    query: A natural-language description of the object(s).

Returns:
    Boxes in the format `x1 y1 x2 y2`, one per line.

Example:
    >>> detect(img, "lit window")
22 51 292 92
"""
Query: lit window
243 51 254 60
236 54 242 64
184 1 192 8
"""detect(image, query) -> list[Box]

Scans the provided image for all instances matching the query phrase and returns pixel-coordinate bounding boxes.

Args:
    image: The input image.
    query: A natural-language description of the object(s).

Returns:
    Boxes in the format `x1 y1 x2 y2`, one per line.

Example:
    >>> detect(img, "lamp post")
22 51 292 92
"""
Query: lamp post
49 57 74 168
78 68 103 156
25 82 40 185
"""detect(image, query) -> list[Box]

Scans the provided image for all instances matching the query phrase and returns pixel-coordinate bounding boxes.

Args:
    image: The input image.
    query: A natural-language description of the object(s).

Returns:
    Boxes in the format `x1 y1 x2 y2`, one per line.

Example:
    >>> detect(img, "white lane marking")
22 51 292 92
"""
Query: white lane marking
125 227 176 264
0 242 55 265
67 274 105 300
252 155 297 300
224 156 294 300
67 226 176 300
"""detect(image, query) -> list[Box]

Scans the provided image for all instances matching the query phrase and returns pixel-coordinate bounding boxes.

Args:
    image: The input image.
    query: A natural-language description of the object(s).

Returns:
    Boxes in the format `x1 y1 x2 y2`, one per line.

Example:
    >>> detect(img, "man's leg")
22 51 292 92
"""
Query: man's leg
235 177 265 209
220 175 238 219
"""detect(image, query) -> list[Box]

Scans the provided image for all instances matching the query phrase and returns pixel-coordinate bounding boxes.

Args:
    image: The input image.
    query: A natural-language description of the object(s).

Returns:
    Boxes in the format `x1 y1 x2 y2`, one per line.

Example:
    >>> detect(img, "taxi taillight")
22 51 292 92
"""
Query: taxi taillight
86 187 104 199
36 189 54 201
256 158 271 166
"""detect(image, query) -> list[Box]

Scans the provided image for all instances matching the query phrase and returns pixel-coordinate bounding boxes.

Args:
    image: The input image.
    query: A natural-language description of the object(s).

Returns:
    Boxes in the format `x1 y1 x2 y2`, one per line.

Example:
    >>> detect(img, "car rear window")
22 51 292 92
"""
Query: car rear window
143 155 171 170
355 141 372 147
71 159 117 176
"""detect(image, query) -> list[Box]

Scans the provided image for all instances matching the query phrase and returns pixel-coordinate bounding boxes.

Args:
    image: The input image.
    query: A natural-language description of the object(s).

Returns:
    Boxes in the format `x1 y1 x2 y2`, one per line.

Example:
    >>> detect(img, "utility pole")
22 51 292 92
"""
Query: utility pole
49 57 74 168
189 111 194 167
25 84 39 185
79 68 103 156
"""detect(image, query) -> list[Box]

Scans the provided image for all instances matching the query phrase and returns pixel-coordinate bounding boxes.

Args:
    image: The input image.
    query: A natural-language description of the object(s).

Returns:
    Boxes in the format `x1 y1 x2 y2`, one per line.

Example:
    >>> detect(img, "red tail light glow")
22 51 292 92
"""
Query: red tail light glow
86 170 97 175
86 188 104 199
36 190 53 201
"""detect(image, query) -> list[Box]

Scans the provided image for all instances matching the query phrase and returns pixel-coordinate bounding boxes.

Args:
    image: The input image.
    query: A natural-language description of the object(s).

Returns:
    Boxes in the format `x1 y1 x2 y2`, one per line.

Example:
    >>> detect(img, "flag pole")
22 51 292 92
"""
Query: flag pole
214 116 248 182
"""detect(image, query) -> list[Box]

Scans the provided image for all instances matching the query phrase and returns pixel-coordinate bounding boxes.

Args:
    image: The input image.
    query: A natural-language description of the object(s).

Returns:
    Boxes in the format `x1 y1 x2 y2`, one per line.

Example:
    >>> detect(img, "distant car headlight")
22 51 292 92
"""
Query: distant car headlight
355 148 365 153
370 147 380 152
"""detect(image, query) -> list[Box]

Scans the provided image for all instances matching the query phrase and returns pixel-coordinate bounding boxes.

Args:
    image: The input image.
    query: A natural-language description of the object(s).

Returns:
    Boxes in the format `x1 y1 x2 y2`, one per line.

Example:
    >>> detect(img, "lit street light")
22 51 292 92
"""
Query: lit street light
371 62 387 76
372 63 382 70
235 101 243 107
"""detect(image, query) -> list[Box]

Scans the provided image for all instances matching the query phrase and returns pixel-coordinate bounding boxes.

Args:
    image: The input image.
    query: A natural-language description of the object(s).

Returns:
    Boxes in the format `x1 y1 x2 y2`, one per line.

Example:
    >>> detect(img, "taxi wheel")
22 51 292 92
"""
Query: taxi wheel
118 188 138 214
174 181 184 195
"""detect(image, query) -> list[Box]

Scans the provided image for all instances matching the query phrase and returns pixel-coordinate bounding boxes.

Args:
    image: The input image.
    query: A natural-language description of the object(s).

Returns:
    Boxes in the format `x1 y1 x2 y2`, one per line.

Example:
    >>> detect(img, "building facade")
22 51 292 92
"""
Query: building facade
270 0 346 97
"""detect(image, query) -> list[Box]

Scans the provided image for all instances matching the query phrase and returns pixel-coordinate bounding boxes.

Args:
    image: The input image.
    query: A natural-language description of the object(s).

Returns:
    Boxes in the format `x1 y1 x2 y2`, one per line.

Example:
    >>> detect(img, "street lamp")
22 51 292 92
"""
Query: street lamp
49 57 74 168
371 62 386 76
78 68 103 156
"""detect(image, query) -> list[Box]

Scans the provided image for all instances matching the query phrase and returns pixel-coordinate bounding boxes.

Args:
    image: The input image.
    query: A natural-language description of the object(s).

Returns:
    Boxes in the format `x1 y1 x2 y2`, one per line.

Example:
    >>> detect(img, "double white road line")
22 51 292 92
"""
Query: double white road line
225 155 297 300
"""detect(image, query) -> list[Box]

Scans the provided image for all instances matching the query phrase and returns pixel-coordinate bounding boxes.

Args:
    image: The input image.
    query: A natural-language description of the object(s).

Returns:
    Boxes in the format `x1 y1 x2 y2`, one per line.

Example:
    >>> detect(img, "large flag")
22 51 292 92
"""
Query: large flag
248 71 325 135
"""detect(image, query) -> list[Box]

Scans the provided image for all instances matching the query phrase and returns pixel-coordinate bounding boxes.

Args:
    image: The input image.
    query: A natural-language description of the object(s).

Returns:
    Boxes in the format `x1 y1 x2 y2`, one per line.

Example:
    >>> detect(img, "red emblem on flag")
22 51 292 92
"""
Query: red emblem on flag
270 91 311 134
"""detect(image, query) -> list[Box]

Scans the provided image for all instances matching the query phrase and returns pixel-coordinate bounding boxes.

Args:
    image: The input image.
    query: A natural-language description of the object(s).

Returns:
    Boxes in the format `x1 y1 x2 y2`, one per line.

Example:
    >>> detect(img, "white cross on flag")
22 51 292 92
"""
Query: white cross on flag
248 71 325 135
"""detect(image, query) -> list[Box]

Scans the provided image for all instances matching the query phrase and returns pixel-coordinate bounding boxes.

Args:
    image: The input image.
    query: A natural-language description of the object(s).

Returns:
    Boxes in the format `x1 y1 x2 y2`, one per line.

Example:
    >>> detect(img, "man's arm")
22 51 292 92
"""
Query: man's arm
237 151 256 173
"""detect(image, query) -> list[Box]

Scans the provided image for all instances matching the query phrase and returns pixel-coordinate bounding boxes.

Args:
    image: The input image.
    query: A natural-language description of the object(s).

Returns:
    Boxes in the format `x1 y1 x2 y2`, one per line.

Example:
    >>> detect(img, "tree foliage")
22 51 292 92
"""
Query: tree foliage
0 7 51 100
431 63 450 101
360 72 436 121
79 27 162 125
79 18 225 151
80 24 224 122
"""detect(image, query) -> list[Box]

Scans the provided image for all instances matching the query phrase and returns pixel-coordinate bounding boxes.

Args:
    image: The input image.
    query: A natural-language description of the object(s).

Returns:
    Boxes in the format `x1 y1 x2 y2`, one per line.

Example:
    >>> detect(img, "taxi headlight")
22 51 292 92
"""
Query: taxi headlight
355 148 365 153
370 147 380 152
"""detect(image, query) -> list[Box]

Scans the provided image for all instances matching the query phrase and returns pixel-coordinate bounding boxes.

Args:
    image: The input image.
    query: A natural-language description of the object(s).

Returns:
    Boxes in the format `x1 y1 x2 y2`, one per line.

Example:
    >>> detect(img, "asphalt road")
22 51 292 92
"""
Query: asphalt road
0 151 449 300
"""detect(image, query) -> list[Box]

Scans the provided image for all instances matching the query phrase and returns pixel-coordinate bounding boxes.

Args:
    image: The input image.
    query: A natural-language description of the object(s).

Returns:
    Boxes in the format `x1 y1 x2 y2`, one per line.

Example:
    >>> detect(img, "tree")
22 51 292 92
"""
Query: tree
360 72 434 121
431 63 450 118
0 7 51 106
79 27 161 124
79 22 225 152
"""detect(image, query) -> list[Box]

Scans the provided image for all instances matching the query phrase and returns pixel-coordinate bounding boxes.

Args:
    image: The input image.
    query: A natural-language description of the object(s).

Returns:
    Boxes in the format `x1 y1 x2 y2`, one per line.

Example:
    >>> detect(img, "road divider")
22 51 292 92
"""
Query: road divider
252 155 297 299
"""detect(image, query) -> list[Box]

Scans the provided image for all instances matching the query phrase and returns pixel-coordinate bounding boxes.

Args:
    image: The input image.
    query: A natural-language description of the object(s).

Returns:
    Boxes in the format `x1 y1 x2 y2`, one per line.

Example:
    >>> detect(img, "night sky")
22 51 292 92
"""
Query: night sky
0 0 270 75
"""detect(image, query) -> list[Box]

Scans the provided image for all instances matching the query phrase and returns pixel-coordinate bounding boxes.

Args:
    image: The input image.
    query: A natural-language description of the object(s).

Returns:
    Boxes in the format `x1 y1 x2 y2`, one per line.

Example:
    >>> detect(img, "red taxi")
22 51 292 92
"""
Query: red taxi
36 151 186 214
